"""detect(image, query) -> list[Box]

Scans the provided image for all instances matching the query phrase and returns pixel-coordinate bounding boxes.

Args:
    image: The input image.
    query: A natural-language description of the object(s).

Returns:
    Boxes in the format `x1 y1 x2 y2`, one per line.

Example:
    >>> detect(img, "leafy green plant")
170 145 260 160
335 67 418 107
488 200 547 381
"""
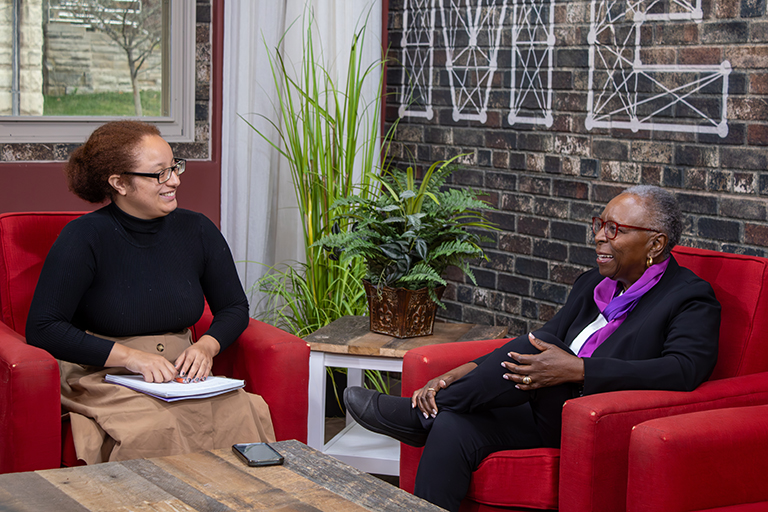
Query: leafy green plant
316 155 497 305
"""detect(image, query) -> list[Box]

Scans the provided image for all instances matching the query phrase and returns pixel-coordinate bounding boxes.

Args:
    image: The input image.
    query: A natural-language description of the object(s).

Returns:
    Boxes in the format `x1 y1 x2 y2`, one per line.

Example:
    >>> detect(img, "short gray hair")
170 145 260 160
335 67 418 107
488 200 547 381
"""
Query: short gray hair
622 185 682 256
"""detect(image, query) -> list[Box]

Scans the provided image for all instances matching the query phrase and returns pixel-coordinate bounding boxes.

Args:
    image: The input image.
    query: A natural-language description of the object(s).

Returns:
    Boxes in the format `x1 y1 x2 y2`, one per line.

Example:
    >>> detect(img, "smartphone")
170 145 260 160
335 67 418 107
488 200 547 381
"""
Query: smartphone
232 442 284 467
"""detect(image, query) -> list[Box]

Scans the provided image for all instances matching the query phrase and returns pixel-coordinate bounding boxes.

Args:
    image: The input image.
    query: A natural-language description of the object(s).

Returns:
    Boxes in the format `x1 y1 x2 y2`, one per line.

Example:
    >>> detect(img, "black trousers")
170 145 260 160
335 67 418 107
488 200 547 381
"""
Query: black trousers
413 331 581 512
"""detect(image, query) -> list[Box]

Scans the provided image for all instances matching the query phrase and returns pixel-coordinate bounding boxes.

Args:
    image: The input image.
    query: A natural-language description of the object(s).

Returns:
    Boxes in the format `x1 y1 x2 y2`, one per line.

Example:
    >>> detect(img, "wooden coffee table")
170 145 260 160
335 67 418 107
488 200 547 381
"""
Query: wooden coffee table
0 440 443 511
305 316 508 476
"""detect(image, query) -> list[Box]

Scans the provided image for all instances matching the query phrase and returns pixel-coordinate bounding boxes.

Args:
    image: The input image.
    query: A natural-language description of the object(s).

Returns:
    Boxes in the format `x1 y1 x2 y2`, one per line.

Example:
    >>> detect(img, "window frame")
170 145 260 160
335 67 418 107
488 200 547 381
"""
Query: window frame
0 0 196 143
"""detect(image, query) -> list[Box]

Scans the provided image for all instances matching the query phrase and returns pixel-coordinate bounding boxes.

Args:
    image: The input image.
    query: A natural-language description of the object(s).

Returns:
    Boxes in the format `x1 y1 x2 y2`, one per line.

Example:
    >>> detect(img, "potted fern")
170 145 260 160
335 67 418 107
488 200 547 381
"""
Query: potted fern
316 155 496 338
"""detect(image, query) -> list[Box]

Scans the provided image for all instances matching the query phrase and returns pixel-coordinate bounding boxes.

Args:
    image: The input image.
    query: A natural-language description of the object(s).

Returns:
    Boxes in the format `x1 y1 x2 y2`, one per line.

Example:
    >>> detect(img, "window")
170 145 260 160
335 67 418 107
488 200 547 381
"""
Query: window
0 0 195 143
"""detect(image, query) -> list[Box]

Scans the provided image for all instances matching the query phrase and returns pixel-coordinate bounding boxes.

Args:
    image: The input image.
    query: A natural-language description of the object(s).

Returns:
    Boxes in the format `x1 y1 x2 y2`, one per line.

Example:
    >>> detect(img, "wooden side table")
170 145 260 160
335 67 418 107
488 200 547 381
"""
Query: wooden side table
304 315 508 476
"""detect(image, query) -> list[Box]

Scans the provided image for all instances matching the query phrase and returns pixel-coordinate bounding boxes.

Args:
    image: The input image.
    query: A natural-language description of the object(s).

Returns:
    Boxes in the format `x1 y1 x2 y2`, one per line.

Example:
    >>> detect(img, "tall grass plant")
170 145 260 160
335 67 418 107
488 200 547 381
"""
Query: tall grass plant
241 11 394 344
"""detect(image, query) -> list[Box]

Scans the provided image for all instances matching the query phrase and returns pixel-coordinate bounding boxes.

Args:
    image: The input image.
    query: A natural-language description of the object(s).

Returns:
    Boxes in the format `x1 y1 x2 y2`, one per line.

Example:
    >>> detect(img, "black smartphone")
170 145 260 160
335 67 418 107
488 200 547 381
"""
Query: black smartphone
232 442 284 467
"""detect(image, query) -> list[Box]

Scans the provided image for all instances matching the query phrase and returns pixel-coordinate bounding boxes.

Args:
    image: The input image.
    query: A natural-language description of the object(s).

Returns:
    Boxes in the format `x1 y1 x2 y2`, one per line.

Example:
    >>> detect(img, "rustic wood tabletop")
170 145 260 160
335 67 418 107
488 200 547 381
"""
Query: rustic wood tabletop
304 315 509 358
0 439 445 511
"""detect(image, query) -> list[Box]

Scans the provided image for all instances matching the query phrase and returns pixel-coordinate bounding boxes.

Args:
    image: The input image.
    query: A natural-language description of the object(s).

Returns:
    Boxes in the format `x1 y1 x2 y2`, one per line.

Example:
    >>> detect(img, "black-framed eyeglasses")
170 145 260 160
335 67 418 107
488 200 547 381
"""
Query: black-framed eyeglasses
123 158 186 184
592 217 660 240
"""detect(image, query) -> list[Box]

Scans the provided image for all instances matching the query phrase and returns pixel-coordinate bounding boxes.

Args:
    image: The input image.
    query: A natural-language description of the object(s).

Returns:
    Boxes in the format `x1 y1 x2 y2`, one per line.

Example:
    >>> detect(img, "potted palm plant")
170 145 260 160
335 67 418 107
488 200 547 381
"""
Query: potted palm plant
316 155 496 338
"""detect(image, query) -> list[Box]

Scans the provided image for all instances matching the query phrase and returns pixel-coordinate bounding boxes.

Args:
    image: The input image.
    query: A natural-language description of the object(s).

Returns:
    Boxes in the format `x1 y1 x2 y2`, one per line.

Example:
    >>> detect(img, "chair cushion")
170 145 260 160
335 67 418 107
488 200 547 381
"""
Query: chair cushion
60 419 86 468
0 212 85 335
466 448 560 510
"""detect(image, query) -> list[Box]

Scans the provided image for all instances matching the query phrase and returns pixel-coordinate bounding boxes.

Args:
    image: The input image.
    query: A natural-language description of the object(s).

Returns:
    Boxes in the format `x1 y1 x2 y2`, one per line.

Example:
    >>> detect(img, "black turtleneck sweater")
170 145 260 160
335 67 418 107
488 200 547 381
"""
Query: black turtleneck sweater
26 203 249 366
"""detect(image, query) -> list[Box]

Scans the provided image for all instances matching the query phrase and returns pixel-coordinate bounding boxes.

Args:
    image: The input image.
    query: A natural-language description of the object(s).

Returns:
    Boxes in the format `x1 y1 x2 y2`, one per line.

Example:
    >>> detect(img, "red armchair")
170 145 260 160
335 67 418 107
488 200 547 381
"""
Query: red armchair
627 404 768 512
0 211 309 474
401 246 768 511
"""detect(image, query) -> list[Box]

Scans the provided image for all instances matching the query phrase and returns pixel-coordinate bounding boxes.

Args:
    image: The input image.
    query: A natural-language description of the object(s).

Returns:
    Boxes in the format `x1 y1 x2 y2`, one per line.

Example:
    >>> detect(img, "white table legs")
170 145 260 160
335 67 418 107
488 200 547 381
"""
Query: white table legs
307 351 404 475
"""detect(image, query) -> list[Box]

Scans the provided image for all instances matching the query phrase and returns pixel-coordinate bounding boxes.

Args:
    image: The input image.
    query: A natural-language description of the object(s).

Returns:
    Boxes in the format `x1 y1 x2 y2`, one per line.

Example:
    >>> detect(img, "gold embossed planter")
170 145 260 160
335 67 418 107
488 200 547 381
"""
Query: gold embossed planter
363 281 446 338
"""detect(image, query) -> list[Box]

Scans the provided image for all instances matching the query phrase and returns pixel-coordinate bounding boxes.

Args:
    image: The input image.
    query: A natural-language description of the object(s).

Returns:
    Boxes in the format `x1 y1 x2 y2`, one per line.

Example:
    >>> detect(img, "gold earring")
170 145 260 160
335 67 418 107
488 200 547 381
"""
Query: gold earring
647 256 653 268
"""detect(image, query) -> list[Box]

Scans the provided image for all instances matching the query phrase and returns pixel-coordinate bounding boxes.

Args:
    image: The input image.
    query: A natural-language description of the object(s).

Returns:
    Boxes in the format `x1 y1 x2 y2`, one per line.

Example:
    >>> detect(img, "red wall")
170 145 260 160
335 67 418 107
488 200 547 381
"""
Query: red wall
0 1 225 226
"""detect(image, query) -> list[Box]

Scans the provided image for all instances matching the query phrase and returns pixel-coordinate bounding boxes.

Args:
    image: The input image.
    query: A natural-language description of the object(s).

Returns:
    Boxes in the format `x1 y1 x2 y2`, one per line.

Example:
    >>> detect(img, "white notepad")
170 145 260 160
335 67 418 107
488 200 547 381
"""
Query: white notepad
104 374 245 402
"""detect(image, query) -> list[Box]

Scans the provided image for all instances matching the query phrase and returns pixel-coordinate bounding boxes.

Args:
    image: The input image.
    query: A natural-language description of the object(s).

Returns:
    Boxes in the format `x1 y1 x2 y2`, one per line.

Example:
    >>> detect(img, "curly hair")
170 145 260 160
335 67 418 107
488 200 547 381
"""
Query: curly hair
65 121 162 203
623 185 682 256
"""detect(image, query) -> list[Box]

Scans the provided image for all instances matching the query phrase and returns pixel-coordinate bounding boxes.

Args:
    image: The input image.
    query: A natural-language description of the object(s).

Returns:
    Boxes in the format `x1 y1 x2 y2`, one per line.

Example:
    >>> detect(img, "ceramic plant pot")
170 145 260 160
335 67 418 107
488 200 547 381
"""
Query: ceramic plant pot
364 281 446 338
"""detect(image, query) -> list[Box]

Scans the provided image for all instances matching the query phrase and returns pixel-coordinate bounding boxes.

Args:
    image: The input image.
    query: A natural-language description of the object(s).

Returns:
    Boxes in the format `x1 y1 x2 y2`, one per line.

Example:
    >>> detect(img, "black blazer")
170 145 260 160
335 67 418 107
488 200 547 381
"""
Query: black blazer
536 256 720 396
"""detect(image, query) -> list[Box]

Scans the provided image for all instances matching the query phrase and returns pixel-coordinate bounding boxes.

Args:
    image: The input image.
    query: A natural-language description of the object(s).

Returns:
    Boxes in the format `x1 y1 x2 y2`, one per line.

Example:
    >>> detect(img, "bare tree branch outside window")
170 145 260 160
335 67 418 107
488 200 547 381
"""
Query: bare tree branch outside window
71 0 163 116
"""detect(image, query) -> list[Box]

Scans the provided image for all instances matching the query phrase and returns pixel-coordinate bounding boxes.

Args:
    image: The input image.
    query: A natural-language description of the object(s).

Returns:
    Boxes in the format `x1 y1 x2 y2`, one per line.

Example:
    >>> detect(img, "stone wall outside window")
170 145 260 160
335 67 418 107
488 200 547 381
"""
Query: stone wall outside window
0 0 212 162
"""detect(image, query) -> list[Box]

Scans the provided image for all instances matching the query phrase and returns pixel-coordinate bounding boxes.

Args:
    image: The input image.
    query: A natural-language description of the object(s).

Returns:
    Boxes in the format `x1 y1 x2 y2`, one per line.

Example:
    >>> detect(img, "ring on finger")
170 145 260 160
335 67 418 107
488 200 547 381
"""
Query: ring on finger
427 387 436 392
522 376 532 385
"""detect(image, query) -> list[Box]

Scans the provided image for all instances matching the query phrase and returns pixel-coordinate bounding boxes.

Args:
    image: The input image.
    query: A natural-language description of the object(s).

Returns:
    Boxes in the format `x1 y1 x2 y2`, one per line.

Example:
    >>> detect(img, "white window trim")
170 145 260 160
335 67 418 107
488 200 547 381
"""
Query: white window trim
0 0 195 144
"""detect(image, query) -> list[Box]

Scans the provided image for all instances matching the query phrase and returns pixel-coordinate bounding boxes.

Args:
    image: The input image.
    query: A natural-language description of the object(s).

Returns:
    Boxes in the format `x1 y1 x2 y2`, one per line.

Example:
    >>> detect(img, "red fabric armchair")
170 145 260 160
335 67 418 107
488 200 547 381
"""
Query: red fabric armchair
627 404 768 512
400 246 768 511
0 211 309 474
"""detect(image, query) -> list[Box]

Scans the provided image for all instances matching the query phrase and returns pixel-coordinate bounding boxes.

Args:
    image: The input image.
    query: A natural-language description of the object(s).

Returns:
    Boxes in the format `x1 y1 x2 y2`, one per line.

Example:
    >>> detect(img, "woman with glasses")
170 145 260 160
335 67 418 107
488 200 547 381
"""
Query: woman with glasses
26 120 274 464
344 185 720 512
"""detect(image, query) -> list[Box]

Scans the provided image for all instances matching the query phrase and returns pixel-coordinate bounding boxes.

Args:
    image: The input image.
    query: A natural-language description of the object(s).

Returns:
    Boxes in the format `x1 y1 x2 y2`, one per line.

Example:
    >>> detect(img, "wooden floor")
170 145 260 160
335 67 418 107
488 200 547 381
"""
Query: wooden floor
325 417 347 444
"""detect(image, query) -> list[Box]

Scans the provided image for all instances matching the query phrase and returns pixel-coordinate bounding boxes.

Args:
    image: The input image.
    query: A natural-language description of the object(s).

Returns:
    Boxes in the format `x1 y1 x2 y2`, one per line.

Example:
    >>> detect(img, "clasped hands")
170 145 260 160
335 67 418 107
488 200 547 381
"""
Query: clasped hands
411 333 584 418
502 333 585 390
108 334 220 383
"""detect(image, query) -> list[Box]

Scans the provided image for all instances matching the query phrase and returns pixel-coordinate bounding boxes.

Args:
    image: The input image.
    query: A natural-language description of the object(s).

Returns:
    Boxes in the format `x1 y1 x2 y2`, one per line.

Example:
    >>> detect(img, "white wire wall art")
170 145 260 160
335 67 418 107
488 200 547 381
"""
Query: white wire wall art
586 0 731 137
439 0 509 123
397 0 731 135
399 0 437 120
508 0 555 127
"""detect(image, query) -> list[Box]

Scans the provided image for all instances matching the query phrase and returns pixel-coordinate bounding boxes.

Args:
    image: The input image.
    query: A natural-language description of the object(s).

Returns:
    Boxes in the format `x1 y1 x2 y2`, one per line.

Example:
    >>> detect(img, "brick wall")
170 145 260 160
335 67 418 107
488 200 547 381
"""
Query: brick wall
386 0 768 335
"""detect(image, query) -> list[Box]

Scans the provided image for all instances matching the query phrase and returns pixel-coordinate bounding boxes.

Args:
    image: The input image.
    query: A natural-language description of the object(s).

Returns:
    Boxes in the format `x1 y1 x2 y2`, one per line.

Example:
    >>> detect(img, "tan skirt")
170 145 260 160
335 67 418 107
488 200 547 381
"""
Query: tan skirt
59 330 275 465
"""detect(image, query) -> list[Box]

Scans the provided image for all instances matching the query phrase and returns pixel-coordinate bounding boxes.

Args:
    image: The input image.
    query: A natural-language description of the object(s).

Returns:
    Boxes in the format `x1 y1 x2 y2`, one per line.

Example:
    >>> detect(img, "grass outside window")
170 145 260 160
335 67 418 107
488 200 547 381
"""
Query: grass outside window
43 91 163 117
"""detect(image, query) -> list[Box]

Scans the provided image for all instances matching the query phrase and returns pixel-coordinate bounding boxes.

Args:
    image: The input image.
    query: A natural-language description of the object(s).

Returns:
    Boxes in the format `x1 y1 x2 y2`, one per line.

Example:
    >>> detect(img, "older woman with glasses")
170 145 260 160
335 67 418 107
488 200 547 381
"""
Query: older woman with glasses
344 185 720 512
26 120 274 464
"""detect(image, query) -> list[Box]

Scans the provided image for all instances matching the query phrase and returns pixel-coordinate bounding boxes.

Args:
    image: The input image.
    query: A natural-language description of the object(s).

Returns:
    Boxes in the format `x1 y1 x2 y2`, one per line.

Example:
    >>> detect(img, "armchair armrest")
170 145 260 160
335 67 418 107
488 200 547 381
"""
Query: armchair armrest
560 372 768 512
0 321 61 474
212 318 309 444
627 404 768 512
401 338 509 396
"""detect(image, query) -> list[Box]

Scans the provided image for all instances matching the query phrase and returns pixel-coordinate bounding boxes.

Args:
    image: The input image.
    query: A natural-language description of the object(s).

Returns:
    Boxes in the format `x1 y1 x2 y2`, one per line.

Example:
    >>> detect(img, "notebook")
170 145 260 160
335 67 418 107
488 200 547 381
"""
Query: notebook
105 374 245 402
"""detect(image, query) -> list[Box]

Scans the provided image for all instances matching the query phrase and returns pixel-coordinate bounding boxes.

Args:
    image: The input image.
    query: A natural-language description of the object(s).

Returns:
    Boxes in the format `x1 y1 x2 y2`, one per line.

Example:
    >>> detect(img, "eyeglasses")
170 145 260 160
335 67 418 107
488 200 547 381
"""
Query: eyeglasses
123 158 186 184
592 217 660 240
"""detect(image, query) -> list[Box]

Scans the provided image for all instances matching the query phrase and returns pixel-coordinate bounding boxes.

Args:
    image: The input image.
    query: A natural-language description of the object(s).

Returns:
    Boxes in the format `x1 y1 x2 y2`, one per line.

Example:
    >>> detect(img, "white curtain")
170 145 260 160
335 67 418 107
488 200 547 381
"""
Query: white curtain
220 0 383 306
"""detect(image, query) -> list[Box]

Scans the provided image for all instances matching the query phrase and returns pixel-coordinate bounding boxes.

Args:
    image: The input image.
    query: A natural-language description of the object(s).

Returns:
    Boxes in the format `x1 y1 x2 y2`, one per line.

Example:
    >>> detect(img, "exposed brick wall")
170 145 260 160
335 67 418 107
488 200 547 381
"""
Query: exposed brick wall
386 0 768 335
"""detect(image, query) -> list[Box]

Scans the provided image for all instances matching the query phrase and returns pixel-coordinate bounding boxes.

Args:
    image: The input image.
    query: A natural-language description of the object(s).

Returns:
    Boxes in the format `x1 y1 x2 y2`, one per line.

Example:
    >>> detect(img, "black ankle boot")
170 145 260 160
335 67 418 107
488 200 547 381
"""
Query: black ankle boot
343 386 428 447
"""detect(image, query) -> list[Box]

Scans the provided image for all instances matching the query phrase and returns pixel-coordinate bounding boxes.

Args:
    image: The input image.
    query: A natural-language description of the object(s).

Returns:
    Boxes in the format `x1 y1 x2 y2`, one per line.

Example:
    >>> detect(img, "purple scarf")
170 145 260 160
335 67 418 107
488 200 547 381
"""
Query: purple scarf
577 258 670 357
